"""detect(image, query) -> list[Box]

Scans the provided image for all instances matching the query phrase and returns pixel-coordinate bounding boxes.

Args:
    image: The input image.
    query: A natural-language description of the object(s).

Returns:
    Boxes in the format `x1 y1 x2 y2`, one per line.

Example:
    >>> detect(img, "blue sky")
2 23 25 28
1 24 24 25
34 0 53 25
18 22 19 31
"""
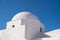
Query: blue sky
0 0 60 32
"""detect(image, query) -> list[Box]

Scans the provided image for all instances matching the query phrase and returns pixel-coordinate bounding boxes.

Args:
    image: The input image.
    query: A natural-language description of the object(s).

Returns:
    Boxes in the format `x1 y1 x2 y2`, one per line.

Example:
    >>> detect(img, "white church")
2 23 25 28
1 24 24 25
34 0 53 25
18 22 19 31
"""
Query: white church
0 11 60 40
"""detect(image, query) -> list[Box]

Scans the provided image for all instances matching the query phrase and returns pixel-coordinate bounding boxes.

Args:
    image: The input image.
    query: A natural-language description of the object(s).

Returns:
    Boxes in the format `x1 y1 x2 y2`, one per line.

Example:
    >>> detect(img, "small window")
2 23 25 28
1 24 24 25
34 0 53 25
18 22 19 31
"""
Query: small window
12 25 15 28
40 28 42 32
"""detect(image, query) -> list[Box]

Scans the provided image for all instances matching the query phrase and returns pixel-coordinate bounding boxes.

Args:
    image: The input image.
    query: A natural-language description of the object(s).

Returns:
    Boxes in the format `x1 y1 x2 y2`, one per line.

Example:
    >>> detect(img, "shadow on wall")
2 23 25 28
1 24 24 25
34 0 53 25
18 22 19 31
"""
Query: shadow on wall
32 33 50 40
37 34 50 38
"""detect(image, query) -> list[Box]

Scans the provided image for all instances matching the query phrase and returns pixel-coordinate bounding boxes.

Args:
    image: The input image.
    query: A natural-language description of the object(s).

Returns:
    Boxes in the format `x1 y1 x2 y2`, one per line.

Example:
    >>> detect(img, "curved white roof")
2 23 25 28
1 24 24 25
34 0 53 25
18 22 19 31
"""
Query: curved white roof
11 11 44 27
12 11 38 21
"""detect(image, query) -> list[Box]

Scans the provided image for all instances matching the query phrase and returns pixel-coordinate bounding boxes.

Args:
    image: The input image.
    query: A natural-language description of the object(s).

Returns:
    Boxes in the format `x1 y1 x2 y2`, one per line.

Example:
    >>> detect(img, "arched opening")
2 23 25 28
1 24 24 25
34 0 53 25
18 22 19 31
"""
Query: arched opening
40 28 42 32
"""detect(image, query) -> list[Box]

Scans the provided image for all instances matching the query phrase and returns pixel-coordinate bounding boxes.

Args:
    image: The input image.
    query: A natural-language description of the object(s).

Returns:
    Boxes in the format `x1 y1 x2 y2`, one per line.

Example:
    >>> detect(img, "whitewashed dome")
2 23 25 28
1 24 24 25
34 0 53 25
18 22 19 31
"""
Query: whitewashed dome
12 11 39 21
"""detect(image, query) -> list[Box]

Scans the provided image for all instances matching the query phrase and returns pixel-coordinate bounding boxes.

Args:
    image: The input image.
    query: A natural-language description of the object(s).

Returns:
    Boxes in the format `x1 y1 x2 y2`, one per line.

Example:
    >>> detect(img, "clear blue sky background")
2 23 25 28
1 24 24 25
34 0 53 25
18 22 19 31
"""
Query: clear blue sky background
0 0 60 32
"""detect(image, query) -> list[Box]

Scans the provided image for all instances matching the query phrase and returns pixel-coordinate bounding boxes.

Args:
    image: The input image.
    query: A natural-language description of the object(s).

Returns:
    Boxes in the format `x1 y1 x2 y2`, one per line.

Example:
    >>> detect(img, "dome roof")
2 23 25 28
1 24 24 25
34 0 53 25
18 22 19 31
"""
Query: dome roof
12 11 38 21
11 12 44 33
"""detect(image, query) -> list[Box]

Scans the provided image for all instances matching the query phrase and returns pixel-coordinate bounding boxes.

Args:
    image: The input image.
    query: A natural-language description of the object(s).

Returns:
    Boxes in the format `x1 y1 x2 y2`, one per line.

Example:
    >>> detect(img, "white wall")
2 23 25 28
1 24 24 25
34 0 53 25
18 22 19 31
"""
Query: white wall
6 20 26 40
21 19 44 40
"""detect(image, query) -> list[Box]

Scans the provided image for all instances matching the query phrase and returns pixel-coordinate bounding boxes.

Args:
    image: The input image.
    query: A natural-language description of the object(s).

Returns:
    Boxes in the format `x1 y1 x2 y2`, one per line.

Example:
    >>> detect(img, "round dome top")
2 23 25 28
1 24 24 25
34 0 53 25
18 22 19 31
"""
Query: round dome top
12 11 38 21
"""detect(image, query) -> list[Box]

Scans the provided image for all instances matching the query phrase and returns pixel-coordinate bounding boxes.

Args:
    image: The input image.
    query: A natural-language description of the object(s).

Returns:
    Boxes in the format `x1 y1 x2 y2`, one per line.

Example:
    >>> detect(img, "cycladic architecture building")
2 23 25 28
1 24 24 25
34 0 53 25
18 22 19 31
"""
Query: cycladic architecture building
7 11 45 40
0 11 60 40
